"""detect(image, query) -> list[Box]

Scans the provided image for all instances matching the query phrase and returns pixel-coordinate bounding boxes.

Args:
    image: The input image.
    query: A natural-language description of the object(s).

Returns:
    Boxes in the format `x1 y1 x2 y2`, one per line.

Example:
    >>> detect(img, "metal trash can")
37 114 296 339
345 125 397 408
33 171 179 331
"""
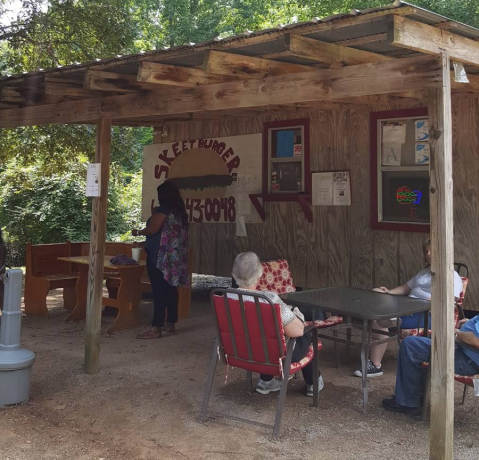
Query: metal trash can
0 269 35 407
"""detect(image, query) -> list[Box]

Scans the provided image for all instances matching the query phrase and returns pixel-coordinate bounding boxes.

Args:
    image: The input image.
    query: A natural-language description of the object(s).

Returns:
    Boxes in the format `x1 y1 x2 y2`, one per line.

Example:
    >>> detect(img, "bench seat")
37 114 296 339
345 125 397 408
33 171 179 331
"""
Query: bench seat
24 242 78 317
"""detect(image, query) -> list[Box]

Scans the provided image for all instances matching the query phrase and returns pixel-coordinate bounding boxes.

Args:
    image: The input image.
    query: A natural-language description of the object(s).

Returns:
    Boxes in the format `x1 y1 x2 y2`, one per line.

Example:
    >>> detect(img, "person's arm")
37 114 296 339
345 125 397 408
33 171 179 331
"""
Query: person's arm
268 293 305 338
375 284 411 296
132 213 167 237
456 329 479 348
283 316 305 338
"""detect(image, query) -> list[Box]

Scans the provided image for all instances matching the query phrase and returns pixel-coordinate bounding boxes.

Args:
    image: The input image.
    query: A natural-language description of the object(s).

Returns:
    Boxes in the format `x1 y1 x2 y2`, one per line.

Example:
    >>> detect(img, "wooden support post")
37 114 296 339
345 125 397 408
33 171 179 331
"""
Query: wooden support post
428 53 454 460
84 117 112 374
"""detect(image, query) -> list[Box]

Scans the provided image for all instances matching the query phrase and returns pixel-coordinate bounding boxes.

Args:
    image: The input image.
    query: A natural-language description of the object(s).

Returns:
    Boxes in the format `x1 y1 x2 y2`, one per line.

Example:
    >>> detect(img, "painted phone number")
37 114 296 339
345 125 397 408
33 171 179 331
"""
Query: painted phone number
185 197 236 223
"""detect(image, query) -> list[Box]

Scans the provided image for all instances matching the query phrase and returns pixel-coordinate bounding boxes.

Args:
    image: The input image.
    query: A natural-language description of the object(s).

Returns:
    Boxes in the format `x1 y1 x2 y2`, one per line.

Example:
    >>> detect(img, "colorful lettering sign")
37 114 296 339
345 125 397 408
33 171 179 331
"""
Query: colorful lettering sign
142 134 263 223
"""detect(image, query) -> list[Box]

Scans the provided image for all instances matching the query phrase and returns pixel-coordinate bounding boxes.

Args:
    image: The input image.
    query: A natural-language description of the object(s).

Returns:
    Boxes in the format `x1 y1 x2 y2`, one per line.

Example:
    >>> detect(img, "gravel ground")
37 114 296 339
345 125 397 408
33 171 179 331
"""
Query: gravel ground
0 277 477 460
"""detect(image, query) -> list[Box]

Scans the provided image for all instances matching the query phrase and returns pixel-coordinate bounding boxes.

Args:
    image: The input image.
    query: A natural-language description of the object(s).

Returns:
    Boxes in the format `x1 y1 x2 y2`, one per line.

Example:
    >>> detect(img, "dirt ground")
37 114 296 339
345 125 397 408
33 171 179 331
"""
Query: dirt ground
0 279 478 460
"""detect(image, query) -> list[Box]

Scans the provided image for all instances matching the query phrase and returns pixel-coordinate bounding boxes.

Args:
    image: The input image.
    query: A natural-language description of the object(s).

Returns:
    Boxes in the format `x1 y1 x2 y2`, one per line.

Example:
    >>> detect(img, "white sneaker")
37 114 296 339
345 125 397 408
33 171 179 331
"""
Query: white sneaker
256 378 282 395
306 375 324 397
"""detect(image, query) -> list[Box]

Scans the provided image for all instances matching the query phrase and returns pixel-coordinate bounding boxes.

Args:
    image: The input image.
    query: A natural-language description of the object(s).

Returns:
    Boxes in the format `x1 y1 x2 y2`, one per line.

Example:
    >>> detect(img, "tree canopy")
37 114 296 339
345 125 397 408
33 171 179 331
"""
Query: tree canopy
1 0 479 265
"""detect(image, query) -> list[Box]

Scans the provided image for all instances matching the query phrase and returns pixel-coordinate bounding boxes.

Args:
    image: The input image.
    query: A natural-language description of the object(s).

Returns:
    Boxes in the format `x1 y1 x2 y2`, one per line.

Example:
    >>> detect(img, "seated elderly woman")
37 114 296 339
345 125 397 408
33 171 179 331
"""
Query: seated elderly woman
230 252 324 396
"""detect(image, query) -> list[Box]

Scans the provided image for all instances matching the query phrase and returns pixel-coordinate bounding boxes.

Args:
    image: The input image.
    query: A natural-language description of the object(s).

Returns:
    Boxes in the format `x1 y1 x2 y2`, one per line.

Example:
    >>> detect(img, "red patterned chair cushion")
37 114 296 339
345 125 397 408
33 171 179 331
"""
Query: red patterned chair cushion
289 341 323 374
454 374 478 386
305 316 344 329
421 361 478 387
226 340 323 376
256 259 296 295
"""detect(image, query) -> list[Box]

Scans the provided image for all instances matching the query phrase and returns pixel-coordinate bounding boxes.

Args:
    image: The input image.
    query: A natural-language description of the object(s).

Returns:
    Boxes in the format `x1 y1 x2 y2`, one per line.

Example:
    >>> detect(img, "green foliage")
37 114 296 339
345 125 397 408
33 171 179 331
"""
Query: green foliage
0 161 140 266
1 0 138 72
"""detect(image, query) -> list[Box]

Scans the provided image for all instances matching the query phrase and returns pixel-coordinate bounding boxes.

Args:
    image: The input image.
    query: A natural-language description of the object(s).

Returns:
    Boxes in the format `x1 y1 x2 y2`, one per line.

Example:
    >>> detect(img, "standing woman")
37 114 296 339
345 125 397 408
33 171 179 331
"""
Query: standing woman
0 229 6 312
133 182 189 339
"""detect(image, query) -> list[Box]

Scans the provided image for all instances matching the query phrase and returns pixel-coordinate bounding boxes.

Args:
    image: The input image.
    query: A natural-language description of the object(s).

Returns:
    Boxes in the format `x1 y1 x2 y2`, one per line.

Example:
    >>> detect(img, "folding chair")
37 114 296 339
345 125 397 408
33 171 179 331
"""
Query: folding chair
198 288 321 439
256 259 343 366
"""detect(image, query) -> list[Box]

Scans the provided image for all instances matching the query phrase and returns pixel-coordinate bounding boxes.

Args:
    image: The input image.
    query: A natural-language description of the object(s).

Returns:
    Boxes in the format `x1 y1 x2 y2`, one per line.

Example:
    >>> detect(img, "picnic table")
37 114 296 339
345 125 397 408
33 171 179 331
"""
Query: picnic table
59 255 145 334
282 287 430 413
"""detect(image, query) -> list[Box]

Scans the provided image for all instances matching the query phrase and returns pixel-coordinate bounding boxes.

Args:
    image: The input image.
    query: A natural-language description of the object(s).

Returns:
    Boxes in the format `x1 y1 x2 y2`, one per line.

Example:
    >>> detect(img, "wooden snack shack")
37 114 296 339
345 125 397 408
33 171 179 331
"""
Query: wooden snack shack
2 2 479 458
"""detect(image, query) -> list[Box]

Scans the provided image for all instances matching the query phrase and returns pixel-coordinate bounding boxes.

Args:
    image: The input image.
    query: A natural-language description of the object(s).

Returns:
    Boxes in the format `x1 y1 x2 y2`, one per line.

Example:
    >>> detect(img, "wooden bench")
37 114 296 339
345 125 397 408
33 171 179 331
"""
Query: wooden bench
25 241 194 320
24 242 78 317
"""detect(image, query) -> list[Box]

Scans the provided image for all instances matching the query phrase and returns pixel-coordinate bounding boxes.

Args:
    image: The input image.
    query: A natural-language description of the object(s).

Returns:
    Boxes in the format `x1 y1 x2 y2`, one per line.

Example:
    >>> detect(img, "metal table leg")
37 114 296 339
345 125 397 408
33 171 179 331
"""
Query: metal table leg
361 320 372 414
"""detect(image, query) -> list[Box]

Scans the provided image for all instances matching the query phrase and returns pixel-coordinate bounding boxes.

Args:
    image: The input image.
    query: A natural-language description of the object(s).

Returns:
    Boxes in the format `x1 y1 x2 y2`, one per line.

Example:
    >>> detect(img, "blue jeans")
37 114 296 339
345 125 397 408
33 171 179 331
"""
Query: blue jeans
400 311 431 329
395 336 479 407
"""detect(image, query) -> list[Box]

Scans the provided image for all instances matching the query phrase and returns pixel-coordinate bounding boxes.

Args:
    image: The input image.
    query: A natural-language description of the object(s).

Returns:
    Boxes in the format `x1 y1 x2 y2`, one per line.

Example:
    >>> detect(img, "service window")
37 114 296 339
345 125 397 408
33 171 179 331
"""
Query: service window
263 118 310 195
371 108 430 232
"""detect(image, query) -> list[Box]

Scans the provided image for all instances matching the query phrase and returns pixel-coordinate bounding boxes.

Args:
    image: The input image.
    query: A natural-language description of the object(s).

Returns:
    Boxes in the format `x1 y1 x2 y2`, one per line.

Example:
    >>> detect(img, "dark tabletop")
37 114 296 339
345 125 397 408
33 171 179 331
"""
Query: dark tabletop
282 287 430 320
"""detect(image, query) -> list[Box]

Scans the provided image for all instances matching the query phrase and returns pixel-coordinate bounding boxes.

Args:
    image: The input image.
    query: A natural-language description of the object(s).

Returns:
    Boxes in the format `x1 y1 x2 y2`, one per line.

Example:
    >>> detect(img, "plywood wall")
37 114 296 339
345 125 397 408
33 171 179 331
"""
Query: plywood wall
153 98 479 311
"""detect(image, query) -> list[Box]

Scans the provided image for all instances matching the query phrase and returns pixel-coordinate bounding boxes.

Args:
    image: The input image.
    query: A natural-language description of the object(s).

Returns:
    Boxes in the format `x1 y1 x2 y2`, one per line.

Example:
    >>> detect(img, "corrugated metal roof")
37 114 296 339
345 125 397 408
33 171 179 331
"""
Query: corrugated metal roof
1 1 479 83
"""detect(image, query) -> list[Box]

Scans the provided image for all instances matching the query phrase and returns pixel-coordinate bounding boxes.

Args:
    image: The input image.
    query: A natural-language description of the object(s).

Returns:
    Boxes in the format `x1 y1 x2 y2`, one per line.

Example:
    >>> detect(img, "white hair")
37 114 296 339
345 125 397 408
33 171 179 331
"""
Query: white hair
232 252 263 287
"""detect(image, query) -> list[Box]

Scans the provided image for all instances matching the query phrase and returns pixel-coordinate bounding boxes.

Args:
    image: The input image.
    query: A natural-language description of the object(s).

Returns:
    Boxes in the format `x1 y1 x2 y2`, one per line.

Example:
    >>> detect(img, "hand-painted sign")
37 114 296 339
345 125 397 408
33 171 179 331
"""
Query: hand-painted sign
142 134 263 223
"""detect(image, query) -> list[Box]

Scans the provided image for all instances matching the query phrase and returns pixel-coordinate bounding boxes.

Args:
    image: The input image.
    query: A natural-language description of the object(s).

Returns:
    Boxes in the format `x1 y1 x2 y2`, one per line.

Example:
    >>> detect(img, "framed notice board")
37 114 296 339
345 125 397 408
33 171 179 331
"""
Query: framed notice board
371 107 430 233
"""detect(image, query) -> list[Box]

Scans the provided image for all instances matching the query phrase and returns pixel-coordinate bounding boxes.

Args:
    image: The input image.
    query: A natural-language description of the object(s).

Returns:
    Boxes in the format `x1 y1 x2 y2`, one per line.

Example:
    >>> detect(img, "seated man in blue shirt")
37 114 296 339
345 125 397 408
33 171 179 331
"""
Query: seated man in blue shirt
382 315 479 415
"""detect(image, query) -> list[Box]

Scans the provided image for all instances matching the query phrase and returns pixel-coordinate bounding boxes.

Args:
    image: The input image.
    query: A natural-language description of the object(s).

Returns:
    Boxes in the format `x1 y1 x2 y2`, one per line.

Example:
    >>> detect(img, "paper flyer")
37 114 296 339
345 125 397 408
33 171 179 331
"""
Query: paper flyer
237 174 254 191
235 215 247 237
332 171 351 206
415 143 430 165
86 163 101 197
236 193 251 215
382 143 402 166
383 123 406 144
415 120 429 142
312 173 333 206
312 171 351 206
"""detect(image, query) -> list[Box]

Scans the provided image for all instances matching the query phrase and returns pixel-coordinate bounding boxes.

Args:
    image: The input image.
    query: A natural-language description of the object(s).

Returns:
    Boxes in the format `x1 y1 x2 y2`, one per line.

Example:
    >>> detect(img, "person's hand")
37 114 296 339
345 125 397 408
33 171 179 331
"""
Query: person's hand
457 318 468 327
132 229 139 237
373 287 389 293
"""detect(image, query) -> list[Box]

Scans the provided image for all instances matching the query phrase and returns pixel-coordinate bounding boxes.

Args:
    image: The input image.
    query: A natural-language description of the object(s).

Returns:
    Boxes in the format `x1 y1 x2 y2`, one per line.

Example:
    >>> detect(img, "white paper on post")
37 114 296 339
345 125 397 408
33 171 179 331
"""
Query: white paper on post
236 215 247 237
333 172 351 206
312 173 334 206
382 143 402 166
86 163 101 197
383 123 406 144
237 193 251 215
453 61 469 83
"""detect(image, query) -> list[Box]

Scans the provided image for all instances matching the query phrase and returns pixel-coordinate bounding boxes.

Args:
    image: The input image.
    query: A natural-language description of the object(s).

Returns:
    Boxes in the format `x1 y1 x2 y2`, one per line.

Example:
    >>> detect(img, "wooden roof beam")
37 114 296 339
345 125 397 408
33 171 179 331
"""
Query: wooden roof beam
84 70 166 93
137 61 236 87
284 34 393 67
203 50 314 78
44 82 107 98
0 98 101 127
335 33 388 47
102 55 442 120
388 15 479 67
0 55 443 128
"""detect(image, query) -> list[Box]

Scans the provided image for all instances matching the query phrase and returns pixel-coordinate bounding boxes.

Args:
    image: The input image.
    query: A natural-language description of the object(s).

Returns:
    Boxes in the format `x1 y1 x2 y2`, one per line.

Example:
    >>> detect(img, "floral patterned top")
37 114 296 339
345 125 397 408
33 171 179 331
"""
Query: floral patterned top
156 212 189 287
